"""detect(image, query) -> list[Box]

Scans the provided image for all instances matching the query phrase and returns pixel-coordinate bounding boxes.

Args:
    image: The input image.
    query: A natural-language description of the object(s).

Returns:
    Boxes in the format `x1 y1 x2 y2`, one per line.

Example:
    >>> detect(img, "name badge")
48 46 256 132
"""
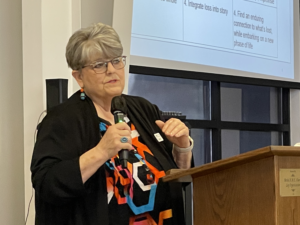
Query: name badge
154 133 164 142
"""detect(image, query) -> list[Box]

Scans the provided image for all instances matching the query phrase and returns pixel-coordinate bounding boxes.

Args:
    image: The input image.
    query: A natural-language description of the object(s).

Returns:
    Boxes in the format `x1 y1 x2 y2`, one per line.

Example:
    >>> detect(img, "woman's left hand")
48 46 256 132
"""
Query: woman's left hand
155 119 190 148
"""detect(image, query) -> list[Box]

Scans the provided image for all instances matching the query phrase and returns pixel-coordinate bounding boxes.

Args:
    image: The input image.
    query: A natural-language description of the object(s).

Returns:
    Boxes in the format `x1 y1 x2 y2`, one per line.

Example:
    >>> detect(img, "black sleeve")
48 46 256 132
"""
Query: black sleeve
152 104 174 155
31 114 88 205
142 98 175 164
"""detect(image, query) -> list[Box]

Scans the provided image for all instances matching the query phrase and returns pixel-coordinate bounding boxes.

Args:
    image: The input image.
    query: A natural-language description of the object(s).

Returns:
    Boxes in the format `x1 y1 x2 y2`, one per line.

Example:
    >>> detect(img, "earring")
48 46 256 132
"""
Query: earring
80 88 86 100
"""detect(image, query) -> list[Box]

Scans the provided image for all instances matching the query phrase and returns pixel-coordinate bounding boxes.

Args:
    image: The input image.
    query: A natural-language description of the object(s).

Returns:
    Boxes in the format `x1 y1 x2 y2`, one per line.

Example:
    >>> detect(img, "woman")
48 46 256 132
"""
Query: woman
31 22 193 225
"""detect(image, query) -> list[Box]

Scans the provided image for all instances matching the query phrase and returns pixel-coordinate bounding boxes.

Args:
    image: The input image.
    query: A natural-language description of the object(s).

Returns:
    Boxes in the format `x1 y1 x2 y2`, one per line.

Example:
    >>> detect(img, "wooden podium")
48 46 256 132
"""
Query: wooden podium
163 146 300 225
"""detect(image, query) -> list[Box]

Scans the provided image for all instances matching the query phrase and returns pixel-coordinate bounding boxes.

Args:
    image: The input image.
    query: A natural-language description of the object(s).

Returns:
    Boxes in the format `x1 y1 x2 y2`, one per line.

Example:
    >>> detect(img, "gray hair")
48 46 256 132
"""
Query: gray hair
66 23 123 70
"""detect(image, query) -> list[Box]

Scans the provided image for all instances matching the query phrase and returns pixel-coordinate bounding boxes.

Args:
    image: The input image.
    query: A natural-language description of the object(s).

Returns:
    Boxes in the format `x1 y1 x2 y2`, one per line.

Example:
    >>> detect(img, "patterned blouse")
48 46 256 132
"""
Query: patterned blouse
99 117 174 225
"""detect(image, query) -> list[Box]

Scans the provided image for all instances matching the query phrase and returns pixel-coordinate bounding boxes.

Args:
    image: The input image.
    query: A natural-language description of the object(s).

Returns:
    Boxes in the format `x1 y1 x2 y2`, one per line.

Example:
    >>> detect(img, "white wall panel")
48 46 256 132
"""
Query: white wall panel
113 0 133 94
0 0 24 224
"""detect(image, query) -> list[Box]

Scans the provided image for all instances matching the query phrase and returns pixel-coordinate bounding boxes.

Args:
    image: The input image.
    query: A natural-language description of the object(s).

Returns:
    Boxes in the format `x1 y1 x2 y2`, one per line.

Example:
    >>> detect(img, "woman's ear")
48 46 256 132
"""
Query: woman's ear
72 70 83 88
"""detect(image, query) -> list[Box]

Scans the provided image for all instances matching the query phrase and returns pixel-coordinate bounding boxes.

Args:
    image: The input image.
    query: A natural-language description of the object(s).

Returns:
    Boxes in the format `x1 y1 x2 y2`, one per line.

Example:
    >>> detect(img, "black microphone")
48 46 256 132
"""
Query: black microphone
111 96 129 168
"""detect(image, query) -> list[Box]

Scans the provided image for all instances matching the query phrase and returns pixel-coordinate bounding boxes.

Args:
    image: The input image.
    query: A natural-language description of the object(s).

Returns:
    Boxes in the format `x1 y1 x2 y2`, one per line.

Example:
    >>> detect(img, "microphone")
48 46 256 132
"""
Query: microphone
111 96 129 168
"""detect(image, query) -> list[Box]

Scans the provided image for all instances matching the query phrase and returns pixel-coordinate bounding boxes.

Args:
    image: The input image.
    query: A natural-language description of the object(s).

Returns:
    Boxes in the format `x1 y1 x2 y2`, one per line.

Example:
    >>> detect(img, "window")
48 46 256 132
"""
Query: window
128 69 290 164
128 74 210 120
128 73 210 166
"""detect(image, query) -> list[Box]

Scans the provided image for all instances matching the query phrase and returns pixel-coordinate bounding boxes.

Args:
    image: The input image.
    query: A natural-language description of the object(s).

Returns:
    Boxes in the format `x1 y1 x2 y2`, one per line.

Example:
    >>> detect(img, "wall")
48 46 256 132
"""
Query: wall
290 89 300 145
0 0 24 224
113 0 133 94
290 1 300 146
81 0 113 28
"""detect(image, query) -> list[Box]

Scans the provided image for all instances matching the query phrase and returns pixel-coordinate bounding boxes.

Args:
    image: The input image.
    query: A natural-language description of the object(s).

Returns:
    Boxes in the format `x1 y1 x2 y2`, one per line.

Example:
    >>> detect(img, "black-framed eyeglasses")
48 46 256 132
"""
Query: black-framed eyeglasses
82 56 126 74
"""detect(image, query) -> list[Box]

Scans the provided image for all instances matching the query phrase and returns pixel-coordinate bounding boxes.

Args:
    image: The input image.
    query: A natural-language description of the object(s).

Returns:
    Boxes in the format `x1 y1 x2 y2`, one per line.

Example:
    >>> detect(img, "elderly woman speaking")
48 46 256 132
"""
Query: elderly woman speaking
31 23 193 225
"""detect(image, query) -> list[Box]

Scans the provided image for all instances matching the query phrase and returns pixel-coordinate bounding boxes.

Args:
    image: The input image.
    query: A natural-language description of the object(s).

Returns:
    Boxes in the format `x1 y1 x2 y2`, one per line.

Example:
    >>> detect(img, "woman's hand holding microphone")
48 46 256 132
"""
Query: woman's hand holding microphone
80 122 132 183
96 122 132 161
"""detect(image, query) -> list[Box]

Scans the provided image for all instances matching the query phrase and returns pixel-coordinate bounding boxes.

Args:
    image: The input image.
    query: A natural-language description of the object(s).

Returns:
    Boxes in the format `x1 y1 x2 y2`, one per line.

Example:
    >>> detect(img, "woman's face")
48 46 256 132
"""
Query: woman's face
74 56 125 102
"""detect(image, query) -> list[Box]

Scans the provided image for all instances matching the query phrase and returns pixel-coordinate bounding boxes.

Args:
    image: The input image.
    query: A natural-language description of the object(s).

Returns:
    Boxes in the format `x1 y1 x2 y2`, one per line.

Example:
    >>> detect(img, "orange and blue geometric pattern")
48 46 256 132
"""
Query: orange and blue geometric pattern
102 121 173 225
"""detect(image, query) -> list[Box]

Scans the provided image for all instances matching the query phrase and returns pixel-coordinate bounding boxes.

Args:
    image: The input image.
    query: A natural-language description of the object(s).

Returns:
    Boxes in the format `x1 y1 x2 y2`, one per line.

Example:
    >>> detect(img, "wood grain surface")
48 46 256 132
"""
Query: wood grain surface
163 146 300 225
193 157 275 225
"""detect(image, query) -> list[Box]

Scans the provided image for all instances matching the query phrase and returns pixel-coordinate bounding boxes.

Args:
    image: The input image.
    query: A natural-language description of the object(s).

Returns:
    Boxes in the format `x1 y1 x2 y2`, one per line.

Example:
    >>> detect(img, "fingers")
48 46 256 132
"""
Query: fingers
114 122 131 131
114 137 132 150
118 130 132 138
109 129 132 145
96 122 134 160
161 118 189 137
155 120 165 129
173 126 189 138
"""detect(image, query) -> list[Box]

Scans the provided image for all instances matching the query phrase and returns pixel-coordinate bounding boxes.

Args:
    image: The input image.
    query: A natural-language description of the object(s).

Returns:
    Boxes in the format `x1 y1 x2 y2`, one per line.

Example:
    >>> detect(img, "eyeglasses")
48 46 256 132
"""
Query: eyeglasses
82 56 126 74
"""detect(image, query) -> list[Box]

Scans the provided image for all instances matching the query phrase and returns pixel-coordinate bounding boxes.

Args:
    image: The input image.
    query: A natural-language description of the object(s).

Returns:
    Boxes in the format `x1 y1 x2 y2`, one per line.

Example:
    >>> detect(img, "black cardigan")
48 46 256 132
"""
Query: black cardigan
31 91 185 225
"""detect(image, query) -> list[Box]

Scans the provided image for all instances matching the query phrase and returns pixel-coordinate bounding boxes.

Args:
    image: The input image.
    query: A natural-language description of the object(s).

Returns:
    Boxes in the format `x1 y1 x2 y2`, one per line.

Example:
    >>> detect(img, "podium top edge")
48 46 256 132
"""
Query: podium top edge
163 146 300 182
269 145 300 155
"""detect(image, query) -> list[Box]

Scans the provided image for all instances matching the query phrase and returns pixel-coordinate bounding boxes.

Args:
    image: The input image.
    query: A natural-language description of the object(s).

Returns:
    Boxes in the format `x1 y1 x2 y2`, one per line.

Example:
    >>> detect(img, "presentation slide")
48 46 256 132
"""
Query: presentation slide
130 0 295 80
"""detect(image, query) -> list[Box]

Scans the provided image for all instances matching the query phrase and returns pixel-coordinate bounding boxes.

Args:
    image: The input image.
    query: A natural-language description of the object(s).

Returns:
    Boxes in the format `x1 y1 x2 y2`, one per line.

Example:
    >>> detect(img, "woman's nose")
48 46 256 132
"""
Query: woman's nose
106 62 116 74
